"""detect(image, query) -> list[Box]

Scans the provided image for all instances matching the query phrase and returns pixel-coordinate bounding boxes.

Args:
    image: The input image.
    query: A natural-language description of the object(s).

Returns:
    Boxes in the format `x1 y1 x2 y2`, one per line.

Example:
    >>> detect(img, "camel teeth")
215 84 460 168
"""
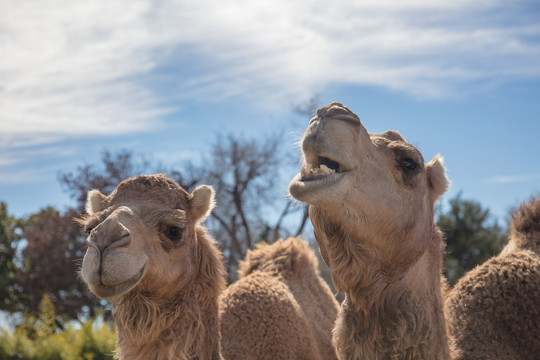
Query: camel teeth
301 163 335 179
319 164 335 174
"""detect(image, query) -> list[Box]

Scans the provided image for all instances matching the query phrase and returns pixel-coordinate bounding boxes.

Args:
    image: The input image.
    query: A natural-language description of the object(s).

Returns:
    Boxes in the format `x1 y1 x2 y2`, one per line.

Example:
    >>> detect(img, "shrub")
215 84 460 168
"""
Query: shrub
0 295 116 360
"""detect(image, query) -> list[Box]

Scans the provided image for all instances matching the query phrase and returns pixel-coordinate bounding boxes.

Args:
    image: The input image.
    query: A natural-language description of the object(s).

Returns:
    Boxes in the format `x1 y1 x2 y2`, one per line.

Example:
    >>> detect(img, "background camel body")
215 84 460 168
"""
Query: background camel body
445 197 540 360
220 236 339 360
80 174 337 359
289 102 451 359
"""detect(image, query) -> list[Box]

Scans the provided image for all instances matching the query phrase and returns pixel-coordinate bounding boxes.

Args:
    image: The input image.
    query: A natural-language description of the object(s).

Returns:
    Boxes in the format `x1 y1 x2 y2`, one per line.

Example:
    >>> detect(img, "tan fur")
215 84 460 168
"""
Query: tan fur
506 197 540 255
445 197 540 360
80 174 226 360
289 102 451 359
220 237 339 360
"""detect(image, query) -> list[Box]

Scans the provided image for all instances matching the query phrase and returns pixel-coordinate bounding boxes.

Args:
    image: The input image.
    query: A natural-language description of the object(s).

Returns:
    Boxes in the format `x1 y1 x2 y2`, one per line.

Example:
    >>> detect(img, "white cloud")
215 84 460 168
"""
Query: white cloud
486 174 540 184
1 0 539 153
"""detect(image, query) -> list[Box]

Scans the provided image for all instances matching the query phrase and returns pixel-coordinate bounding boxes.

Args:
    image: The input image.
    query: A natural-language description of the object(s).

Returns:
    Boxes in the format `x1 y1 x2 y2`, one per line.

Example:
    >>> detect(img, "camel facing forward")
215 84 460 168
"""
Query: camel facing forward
80 175 224 359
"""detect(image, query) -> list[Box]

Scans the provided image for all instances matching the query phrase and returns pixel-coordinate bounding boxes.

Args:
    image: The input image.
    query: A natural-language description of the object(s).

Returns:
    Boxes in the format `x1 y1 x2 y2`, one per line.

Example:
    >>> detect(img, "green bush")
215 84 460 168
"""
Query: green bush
0 295 116 360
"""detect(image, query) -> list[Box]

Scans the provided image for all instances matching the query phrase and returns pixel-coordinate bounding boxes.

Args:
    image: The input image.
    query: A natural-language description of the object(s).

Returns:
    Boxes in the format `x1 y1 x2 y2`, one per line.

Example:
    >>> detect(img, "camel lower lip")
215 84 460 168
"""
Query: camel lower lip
91 263 147 299
300 173 340 183
289 172 346 198
300 171 345 183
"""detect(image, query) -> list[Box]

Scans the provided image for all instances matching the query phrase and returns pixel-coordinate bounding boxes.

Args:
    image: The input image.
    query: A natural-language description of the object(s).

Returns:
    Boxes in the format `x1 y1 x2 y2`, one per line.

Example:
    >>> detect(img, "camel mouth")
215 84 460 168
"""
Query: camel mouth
300 156 344 182
90 262 147 300
289 152 351 202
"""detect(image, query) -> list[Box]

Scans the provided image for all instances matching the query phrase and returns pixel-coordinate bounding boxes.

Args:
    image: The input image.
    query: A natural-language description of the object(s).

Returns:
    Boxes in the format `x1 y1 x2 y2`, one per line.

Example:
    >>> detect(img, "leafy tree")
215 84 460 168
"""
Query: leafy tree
437 193 507 285
15 207 97 322
0 202 20 312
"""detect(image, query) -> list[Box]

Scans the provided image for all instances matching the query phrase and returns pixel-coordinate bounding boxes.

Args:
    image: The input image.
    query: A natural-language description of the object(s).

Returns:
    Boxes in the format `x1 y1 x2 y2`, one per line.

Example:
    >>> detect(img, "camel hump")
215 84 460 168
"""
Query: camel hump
509 197 540 253
238 237 319 279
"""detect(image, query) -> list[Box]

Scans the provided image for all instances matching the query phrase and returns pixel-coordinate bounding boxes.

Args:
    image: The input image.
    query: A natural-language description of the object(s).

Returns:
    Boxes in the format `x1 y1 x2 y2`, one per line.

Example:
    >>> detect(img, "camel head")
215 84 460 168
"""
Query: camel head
289 102 449 280
80 174 216 301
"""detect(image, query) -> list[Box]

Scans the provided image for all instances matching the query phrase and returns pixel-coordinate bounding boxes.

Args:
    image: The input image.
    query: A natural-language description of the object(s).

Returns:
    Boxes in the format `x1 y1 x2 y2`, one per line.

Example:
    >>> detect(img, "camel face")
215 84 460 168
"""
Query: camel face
80 175 215 301
289 102 448 267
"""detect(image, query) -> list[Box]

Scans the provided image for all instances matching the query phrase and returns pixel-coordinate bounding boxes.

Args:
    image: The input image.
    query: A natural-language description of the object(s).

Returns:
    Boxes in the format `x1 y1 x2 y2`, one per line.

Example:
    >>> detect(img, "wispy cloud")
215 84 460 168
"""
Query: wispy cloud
486 174 540 184
1 0 539 151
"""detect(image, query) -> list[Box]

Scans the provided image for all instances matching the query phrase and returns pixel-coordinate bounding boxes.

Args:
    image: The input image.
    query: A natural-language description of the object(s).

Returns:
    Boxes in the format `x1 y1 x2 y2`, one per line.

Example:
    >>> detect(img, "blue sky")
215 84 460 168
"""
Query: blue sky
1 0 539 225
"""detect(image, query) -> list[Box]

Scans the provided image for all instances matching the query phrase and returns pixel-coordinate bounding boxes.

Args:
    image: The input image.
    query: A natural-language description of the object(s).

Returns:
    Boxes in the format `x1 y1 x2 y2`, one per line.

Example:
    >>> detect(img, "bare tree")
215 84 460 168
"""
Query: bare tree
199 134 285 278
58 149 202 211
58 150 153 212
290 96 321 238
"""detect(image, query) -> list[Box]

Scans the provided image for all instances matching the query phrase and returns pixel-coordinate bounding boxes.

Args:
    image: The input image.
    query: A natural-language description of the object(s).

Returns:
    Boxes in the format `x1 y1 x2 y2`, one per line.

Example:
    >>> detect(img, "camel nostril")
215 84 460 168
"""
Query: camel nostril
94 233 131 252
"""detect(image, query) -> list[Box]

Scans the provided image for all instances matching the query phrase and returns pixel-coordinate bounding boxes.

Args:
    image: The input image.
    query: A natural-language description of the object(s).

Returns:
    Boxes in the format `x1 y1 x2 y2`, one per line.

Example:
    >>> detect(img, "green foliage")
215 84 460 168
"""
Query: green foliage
0 295 116 360
0 202 20 312
437 193 507 285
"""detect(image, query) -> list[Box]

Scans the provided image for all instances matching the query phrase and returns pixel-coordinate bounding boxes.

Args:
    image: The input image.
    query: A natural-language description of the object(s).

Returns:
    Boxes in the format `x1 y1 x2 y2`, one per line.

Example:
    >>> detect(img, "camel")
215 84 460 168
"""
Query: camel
220 236 339 360
445 197 540 360
79 174 338 359
80 175 225 359
288 102 451 359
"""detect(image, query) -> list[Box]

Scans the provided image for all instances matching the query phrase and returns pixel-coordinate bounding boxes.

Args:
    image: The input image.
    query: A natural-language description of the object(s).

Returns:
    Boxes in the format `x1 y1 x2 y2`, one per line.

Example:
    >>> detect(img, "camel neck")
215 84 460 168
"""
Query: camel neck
113 287 222 360
326 230 450 360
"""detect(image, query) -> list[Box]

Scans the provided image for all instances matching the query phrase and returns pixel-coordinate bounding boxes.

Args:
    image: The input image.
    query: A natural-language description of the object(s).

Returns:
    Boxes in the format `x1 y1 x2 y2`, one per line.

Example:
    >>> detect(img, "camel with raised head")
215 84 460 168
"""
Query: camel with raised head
289 102 451 359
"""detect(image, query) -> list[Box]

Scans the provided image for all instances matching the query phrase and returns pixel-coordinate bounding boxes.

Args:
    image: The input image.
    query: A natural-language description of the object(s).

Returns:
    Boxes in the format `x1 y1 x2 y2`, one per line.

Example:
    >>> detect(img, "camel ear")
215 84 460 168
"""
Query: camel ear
189 185 215 224
426 155 449 203
86 190 106 215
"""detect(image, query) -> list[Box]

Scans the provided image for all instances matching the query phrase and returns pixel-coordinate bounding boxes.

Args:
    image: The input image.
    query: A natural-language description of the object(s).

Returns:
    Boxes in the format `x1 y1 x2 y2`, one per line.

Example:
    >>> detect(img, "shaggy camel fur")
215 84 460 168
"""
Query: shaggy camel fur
289 102 451 359
445 197 540 360
80 175 226 359
80 175 338 360
220 236 339 360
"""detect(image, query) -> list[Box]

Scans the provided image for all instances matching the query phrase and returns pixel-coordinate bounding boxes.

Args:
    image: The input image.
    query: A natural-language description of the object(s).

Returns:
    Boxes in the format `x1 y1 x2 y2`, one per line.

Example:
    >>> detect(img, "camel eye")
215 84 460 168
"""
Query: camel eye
166 226 183 242
85 227 93 236
401 158 418 172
